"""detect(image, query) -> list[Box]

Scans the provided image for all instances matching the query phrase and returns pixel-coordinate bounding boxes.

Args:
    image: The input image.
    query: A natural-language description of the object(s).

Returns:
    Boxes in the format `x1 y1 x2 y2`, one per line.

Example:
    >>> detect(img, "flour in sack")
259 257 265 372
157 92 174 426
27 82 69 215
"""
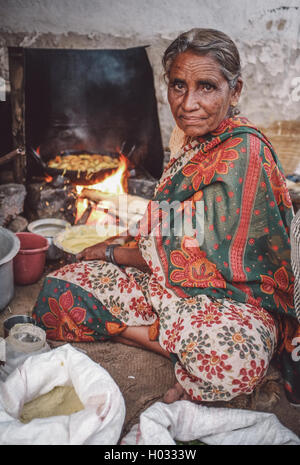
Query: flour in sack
19 385 84 423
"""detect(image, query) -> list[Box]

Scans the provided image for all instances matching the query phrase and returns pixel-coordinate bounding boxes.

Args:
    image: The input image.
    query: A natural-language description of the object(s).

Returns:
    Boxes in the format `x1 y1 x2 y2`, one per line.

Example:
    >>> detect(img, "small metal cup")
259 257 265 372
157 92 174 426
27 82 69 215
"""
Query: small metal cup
3 315 36 338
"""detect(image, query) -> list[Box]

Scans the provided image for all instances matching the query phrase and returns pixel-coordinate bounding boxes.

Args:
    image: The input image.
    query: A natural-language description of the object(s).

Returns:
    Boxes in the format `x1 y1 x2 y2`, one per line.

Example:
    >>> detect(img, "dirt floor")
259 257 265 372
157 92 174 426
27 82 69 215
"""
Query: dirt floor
0 264 299 443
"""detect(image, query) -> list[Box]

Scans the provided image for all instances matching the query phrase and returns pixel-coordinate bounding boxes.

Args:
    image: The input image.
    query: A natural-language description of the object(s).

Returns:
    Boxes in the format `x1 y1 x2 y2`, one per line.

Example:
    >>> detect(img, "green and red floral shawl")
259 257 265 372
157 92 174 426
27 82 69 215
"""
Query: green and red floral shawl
137 116 300 403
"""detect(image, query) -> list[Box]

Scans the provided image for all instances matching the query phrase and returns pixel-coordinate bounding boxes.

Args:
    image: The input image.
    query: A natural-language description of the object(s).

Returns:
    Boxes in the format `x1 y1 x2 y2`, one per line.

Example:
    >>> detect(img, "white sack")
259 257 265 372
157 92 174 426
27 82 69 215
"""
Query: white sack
0 344 125 445
121 400 300 446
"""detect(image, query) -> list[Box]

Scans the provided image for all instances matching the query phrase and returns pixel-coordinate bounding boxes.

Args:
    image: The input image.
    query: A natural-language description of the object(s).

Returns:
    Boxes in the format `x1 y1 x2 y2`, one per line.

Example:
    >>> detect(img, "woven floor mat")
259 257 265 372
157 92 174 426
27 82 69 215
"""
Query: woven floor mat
49 339 177 437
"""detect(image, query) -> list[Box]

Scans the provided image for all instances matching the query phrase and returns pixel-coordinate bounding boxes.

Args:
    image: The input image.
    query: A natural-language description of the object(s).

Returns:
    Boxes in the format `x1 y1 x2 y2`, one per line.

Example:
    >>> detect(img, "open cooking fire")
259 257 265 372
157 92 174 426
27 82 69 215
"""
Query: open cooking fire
44 152 130 227
41 144 151 238
74 154 129 225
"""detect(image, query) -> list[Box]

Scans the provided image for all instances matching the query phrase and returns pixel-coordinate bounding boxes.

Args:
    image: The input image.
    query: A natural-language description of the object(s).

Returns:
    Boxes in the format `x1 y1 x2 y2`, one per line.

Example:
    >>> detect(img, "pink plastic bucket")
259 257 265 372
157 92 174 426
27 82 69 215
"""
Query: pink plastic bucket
13 232 49 285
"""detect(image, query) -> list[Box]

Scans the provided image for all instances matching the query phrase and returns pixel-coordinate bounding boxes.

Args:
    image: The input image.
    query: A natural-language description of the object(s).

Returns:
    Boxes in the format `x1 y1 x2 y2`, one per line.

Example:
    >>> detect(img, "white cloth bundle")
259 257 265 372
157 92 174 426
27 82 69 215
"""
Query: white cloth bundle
121 400 300 445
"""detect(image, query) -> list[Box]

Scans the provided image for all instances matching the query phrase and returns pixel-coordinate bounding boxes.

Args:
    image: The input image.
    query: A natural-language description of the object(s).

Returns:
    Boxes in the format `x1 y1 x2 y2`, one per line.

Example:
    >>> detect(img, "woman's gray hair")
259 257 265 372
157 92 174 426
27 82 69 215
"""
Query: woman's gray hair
162 28 241 90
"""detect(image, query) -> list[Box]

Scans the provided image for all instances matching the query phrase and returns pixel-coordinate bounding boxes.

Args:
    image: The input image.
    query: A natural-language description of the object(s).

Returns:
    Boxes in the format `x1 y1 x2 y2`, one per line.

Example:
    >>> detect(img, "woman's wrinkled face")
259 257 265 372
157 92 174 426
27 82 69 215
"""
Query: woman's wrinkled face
167 50 242 137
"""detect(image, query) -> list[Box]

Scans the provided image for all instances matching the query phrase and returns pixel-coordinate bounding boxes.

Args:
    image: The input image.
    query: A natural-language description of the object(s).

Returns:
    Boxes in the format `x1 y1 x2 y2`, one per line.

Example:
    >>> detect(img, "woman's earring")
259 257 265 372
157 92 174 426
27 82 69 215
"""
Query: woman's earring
229 104 240 116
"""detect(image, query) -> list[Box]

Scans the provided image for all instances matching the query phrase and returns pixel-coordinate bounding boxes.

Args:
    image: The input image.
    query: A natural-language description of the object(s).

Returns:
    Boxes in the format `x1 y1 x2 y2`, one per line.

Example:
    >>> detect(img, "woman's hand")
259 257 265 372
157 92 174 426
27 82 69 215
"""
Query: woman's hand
76 234 151 273
76 241 108 261
76 231 130 261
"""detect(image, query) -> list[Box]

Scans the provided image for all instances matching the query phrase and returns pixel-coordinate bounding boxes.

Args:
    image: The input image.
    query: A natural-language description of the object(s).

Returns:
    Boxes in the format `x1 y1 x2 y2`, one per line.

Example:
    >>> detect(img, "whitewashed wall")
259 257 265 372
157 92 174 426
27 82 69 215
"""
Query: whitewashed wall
0 0 299 147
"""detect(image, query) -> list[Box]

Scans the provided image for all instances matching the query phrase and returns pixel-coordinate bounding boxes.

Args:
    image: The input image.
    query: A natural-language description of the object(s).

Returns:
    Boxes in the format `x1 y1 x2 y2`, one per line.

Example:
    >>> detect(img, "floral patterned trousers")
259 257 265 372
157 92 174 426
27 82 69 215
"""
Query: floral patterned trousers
33 260 278 402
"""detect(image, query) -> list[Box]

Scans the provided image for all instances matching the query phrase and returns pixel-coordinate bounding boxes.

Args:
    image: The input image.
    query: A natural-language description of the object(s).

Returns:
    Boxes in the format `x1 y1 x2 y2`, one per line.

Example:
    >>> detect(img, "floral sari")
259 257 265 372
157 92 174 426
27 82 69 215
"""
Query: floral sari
33 116 300 404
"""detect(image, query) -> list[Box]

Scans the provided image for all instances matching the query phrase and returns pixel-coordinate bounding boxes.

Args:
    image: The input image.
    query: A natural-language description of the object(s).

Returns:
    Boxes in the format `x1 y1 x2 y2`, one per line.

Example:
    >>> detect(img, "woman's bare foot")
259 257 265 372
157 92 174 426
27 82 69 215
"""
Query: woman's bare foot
116 326 171 359
113 335 145 349
163 382 193 403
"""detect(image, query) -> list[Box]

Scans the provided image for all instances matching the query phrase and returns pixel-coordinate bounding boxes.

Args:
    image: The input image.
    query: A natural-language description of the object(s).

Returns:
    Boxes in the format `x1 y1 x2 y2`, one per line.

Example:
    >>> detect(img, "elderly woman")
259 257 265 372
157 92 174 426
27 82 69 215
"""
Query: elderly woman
33 28 300 406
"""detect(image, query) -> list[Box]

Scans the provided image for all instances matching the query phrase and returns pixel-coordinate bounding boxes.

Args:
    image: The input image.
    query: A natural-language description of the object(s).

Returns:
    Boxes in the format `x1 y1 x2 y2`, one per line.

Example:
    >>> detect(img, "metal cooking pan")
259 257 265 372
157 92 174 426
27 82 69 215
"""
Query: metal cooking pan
29 147 121 185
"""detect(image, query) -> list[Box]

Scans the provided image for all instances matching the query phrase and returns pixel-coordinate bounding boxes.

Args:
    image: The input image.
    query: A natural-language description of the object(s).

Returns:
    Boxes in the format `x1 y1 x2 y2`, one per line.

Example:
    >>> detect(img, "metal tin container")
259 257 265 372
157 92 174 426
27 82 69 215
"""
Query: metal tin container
3 315 37 338
27 218 70 260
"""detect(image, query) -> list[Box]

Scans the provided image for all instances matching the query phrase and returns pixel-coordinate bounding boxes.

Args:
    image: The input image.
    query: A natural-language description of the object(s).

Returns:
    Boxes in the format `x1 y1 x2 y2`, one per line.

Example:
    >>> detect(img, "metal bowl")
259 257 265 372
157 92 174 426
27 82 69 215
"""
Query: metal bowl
3 314 36 338
27 218 70 260
0 227 20 312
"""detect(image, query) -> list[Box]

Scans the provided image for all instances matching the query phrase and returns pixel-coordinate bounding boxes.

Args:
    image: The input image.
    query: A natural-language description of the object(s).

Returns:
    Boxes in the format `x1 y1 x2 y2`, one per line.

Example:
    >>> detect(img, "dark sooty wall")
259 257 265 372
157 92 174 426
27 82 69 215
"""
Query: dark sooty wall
23 47 164 179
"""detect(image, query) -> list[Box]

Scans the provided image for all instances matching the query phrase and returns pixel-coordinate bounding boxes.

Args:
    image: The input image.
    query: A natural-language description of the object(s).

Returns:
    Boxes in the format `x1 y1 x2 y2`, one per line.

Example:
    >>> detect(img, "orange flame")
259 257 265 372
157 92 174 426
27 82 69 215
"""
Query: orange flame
77 154 128 195
44 174 53 183
75 153 129 225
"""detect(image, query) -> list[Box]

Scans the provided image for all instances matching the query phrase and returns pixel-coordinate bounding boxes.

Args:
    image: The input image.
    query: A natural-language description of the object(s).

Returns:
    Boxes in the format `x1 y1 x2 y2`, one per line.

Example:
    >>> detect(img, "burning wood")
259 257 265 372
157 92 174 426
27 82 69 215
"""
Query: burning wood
80 189 148 215
33 147 150 228
75 199 94 225
73 152 132 226
78 188 149 228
